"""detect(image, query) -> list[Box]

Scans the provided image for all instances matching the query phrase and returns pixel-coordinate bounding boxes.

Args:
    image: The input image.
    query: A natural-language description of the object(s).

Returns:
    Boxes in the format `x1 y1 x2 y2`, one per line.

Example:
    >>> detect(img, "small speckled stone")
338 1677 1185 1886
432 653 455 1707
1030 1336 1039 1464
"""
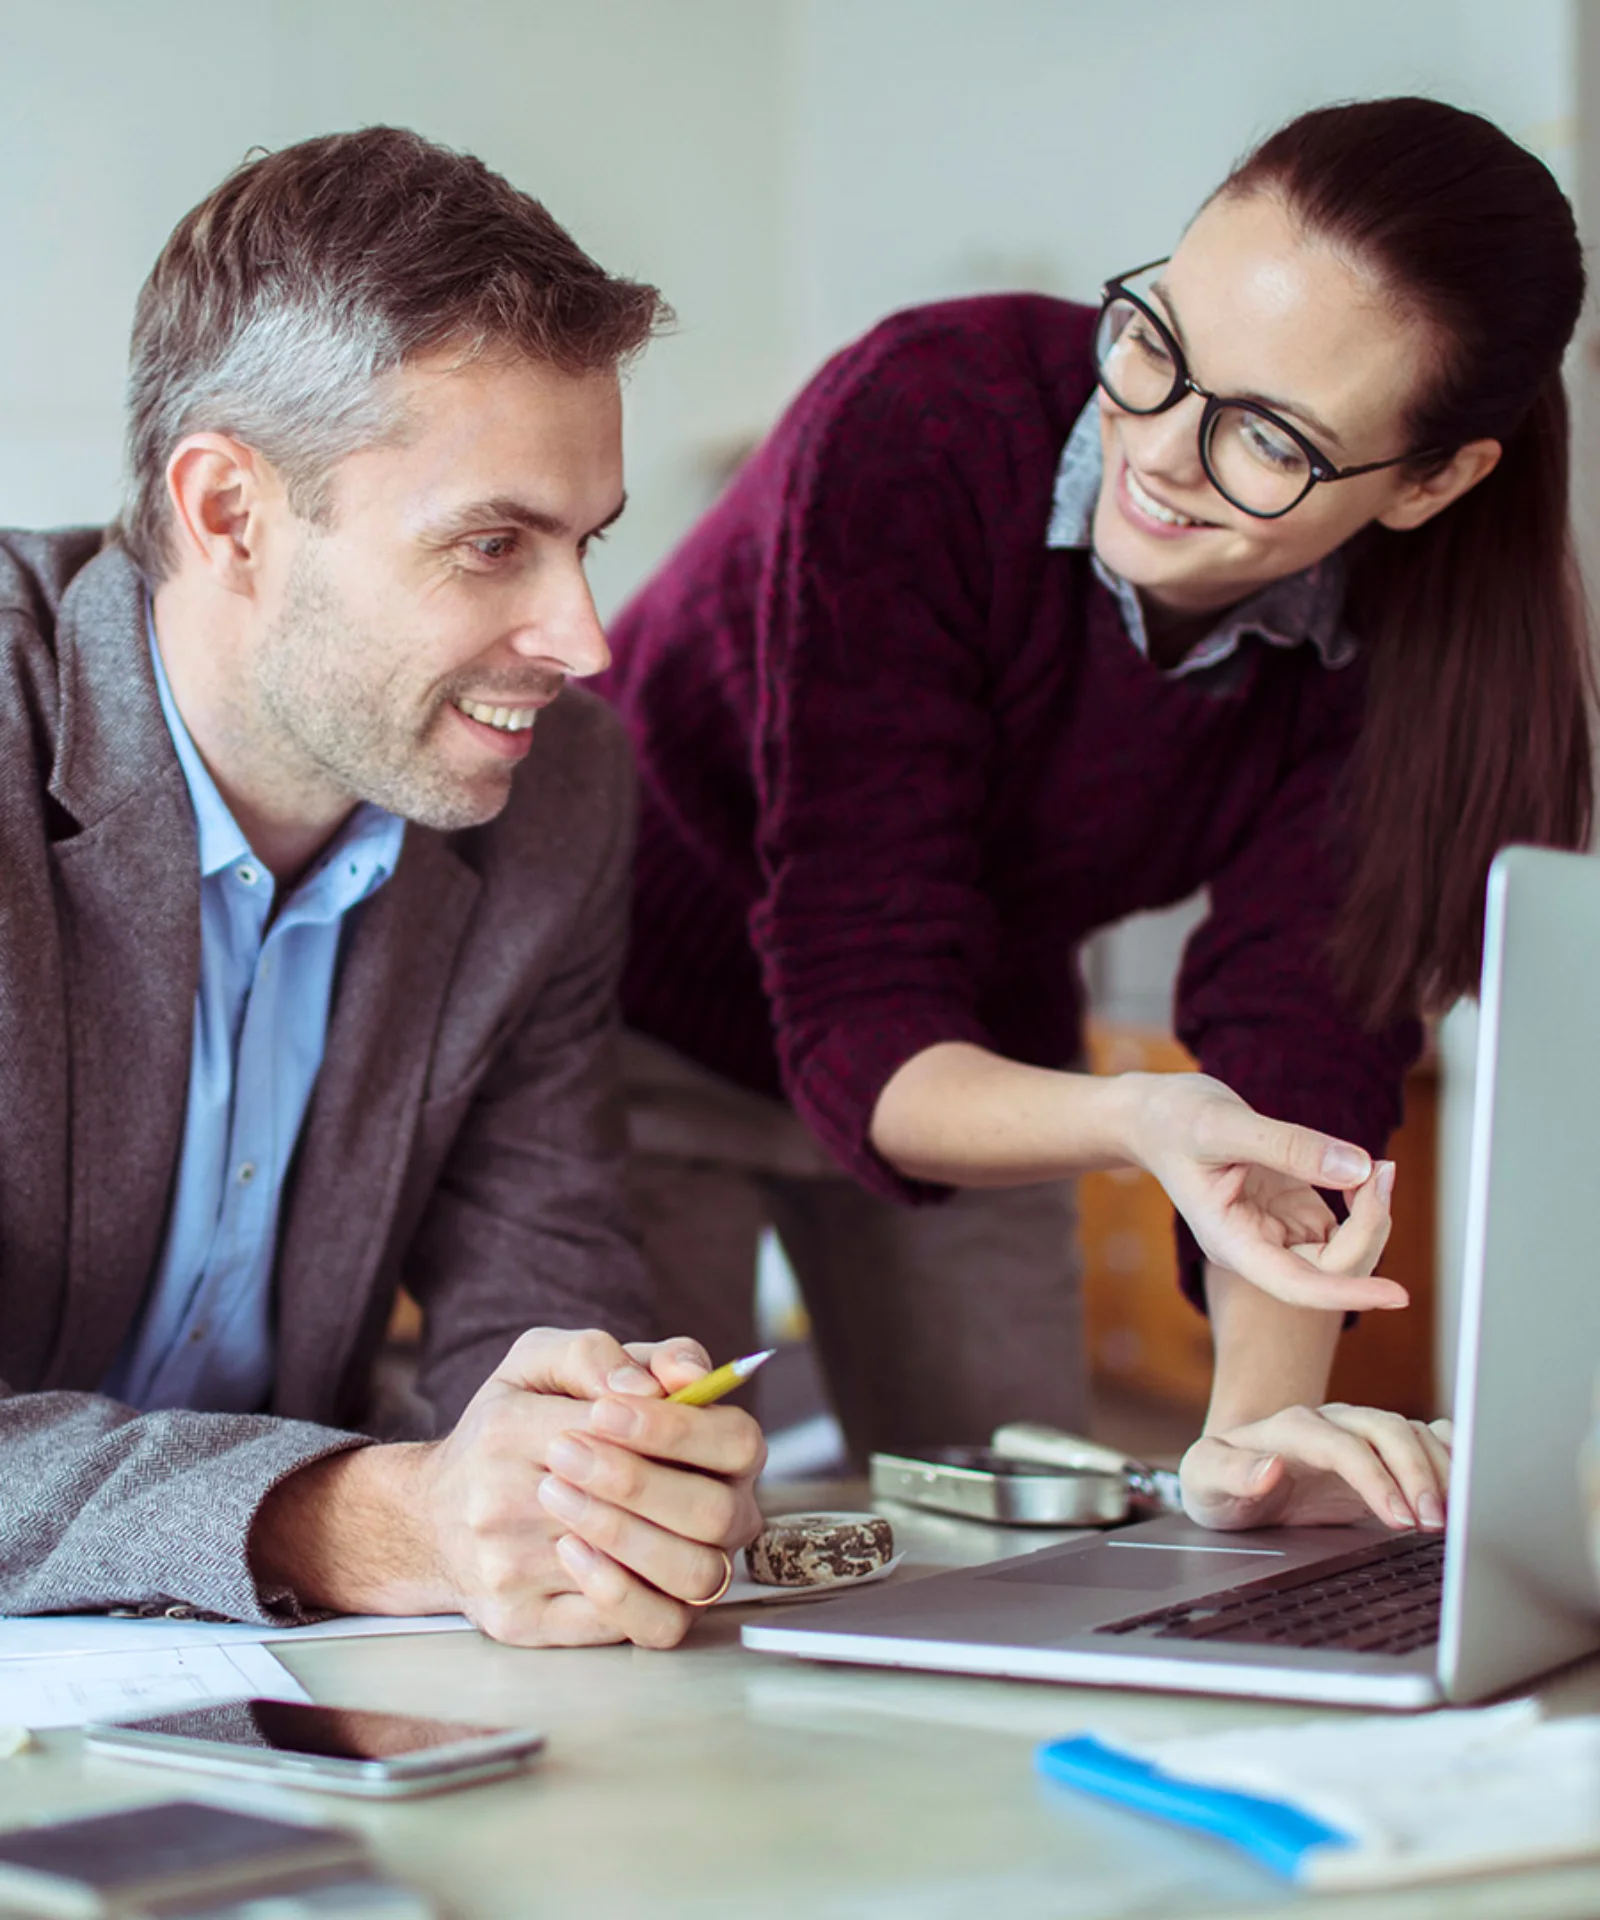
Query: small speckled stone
745 1511 894 1587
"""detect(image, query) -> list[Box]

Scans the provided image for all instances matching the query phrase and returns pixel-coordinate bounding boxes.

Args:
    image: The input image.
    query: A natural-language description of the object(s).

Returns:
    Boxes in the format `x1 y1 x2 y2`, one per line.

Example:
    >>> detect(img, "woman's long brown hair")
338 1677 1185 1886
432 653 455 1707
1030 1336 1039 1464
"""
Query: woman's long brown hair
1222 99 1594 1026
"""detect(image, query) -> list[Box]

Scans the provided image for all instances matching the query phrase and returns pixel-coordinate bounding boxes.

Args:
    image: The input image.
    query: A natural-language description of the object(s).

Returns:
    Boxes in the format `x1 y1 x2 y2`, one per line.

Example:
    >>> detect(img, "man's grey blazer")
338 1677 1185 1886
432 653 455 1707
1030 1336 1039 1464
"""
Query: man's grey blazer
0 530 651 1623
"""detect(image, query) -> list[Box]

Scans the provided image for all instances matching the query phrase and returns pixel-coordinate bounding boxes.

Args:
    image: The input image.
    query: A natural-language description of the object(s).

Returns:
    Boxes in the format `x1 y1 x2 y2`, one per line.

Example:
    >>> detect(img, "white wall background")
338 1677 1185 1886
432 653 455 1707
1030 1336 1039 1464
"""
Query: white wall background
0 0 789 618
780 0 1576 391
0 0 1578 617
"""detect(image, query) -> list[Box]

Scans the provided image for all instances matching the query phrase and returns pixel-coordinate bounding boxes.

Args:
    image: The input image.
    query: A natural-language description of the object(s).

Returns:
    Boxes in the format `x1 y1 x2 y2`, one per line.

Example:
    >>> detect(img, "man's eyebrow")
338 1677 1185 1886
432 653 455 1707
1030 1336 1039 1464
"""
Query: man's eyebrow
1151 278 1349 454
427 493 629 542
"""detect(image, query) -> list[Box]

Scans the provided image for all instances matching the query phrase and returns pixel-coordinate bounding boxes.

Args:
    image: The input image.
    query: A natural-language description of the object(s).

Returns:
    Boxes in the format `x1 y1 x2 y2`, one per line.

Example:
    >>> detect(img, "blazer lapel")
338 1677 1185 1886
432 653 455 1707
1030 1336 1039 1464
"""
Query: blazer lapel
272 829 480 1420
42 547 199 1388
36 544 484 1413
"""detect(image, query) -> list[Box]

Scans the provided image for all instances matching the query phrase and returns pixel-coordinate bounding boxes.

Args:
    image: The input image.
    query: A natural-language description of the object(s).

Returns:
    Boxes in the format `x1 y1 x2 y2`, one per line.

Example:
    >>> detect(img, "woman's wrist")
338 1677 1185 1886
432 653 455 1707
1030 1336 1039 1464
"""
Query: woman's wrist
1096 1069 1161 1171
1202 1263 1340 1433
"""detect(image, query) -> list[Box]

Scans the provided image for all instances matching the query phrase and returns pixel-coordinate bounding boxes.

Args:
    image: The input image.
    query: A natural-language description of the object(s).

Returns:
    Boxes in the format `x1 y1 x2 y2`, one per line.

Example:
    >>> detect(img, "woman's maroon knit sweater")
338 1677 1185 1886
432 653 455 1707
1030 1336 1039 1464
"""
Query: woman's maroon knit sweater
597 294 1422 1301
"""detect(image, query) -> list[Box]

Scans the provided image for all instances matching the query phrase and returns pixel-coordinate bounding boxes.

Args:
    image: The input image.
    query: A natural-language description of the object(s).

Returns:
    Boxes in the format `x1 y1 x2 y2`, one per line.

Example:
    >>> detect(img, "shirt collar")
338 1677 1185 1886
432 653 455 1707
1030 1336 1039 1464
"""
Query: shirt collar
148 604 253 880
1045 396 1357 679
147 602 405 897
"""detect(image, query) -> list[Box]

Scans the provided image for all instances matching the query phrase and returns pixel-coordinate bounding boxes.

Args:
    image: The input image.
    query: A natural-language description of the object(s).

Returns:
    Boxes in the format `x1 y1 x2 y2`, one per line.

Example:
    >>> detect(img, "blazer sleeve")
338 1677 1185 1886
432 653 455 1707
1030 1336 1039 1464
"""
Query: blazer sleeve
0 1385 367 1622
1173 674 1424 1307
401 704 653 1431
0 538 375 1625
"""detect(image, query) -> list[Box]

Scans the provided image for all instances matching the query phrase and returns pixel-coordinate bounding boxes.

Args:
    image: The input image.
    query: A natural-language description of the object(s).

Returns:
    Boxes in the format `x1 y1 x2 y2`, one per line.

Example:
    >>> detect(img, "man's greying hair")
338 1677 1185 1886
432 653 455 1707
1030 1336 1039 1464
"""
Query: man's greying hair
122 126 668 579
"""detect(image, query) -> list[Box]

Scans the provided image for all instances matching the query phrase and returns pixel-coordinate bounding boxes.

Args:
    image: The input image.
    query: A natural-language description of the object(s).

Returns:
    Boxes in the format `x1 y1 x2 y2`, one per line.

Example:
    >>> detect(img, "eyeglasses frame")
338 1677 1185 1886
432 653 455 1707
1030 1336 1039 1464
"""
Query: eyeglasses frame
1095 258 1436 520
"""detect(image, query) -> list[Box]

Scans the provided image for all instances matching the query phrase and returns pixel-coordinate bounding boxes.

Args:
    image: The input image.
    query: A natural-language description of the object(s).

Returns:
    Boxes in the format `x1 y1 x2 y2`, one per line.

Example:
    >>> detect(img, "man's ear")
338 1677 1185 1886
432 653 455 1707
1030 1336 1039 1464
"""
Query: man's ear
1377 437 1501 532
163 433 277 594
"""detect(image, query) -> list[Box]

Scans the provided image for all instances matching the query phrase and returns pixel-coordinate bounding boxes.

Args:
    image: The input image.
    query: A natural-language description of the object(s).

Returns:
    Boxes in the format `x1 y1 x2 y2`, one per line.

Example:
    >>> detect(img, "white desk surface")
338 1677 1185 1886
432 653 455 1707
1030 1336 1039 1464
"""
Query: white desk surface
5 1480 1599 1920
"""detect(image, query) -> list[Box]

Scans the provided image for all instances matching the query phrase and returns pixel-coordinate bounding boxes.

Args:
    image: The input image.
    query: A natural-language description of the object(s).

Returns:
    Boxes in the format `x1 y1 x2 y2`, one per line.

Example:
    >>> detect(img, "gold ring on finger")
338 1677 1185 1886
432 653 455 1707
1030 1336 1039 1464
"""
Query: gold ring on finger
692 1547 735 1607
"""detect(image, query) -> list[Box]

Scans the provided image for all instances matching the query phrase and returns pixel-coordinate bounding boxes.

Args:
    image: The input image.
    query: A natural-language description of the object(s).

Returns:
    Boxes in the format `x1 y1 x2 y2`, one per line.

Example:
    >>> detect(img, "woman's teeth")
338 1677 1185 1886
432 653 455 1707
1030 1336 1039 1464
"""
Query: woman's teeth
457 697 539 733
1125 466 1200 528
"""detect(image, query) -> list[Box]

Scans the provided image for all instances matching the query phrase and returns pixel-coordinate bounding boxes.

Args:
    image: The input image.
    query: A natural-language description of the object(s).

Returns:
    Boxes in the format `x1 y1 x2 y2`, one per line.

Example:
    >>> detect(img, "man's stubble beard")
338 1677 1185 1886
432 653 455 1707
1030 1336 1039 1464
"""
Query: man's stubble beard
255 540 514 834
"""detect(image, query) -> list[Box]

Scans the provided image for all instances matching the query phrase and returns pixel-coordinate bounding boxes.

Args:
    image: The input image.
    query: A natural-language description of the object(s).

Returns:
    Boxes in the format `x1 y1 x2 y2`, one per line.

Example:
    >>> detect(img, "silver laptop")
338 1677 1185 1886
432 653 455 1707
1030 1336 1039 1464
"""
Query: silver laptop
744 846 1600 1708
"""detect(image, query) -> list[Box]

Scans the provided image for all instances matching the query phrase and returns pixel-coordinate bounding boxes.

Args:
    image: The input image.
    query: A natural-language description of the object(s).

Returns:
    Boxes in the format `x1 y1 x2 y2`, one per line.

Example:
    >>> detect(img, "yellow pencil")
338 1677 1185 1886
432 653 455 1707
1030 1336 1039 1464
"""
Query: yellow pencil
666 1347 775 1407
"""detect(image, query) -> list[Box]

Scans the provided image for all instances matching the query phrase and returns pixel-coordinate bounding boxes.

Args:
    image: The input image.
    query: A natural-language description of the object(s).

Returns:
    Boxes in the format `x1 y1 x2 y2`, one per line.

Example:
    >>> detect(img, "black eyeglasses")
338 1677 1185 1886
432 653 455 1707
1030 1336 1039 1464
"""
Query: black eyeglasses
1094 258 1431 519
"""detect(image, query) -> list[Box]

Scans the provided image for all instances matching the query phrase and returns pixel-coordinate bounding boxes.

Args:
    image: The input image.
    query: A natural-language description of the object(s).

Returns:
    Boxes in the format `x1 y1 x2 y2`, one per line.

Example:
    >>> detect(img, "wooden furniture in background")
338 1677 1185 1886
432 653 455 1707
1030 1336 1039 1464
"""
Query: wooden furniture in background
388 1288 423 1346
1080 1023 1439 1420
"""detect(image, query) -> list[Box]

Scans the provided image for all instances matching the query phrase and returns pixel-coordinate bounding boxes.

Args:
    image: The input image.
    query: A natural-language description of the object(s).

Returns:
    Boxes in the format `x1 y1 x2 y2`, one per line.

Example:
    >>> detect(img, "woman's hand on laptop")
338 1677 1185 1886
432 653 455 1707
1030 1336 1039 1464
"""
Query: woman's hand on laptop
1181 1166 1453 1531
1180 1404 1453 1531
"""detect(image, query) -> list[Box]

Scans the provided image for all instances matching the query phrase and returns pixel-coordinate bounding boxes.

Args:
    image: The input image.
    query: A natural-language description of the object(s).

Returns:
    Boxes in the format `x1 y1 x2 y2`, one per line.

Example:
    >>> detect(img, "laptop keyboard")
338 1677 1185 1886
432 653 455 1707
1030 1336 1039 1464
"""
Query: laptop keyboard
1095 1533 1445 1656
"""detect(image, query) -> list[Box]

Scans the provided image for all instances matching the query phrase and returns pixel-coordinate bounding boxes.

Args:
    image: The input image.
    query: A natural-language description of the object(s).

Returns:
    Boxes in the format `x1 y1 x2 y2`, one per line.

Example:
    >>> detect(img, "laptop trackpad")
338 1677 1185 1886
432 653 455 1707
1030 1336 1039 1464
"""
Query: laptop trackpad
986 1544 1284 1592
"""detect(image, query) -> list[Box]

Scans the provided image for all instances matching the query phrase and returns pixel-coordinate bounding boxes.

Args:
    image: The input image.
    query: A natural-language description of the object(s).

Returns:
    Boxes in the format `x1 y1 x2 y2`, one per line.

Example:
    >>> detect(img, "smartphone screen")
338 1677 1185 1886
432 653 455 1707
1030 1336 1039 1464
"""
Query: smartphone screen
110 1699 513 1762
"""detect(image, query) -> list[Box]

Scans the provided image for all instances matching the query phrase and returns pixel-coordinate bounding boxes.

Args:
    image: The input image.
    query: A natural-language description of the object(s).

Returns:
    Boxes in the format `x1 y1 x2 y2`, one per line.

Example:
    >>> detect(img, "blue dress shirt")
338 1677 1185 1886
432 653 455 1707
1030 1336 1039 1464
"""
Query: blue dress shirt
102 619 405 1414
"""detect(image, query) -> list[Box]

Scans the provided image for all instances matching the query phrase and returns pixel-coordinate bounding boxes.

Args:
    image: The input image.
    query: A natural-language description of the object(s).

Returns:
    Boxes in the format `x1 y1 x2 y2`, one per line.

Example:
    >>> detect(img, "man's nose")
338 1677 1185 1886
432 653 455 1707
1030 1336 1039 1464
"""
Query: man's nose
509 566 612 680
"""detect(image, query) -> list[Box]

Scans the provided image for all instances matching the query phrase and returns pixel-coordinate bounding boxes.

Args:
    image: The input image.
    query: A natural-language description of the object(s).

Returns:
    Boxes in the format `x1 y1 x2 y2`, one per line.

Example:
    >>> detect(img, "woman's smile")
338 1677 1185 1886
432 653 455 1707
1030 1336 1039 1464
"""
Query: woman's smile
1115 451 1217 537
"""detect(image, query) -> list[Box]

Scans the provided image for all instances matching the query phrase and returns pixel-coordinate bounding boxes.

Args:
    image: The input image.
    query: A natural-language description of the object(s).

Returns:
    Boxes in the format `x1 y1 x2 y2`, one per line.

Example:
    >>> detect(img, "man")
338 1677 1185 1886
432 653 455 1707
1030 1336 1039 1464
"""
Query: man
0 127 762 1650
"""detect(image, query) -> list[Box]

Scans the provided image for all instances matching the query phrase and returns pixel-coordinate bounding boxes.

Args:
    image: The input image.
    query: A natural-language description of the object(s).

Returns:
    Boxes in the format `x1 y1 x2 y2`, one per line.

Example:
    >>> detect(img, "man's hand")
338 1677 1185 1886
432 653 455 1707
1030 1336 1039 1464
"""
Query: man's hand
1129 1072 1408 1313
436 1326 764 1646
250 1327 764 1650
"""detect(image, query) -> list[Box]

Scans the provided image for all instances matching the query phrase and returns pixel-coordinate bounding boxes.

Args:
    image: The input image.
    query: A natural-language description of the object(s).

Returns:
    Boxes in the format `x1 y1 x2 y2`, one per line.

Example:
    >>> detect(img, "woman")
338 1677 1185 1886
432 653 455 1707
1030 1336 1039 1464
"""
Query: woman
597 98 1592 1533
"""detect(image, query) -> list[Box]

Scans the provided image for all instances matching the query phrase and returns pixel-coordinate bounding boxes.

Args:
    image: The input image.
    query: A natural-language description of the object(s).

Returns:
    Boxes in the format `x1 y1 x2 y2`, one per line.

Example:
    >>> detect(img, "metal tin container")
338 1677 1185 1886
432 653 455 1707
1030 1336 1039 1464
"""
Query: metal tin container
868 1446 1129 1526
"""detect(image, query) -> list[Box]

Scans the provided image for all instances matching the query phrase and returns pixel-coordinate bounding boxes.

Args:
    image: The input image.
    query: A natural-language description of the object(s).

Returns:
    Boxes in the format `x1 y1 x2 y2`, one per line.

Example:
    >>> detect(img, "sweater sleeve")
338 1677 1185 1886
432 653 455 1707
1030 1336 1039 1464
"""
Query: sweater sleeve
747 330 1027 1200
1173 674 1424 1308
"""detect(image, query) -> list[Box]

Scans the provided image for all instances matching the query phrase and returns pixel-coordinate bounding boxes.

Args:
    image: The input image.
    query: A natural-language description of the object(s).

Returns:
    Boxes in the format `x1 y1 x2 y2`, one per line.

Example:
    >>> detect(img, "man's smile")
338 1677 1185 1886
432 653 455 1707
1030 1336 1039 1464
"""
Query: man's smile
454 695 544 733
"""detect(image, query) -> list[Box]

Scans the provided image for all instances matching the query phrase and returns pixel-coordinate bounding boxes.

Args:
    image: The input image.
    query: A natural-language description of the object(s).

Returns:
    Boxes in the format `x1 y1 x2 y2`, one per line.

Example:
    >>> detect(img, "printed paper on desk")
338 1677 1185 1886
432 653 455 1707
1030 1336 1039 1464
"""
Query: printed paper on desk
0 1643 307 1731
0 1555 903 1660
1039 1699 1600 1890
0 1611 472 1660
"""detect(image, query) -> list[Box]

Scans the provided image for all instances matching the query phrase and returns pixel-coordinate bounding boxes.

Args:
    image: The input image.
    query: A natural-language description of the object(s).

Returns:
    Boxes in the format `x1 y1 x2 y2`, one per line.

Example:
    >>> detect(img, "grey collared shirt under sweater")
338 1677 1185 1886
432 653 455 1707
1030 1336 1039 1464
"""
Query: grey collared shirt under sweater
1046 396 1357 682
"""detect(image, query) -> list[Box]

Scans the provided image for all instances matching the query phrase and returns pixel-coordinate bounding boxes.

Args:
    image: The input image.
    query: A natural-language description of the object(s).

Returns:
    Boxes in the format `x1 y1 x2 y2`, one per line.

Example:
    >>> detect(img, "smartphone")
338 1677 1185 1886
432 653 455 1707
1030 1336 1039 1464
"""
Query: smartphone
868 1445 1130 1526
84 1697 544 1799
0 1799 377 1918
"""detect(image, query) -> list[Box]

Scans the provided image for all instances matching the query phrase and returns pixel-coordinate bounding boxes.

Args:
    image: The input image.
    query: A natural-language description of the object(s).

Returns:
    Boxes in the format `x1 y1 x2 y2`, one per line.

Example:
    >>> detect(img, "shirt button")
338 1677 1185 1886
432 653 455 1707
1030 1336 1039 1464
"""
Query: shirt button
237 1162 257 1185
237 863 260 886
